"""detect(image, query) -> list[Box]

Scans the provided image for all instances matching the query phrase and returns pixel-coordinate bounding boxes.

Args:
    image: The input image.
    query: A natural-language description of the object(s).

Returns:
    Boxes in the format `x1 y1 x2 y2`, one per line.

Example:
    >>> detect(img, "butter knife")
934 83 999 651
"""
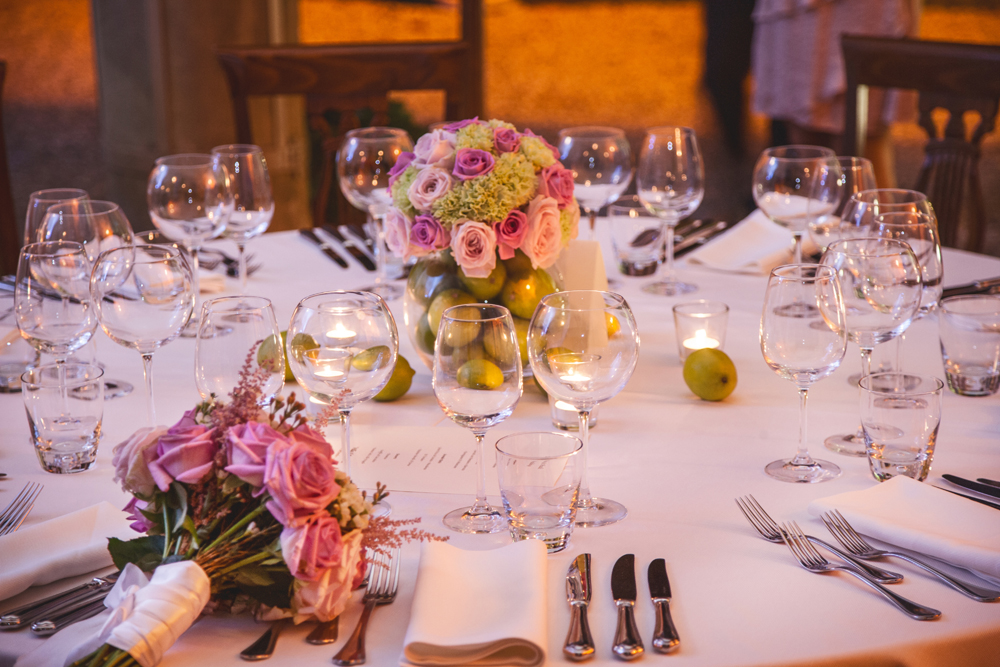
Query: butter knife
610 554 643 661
647 559 680 653
943 474 1000 500
1 573 118 629
31 598 108 636
299 228 348 268
673 220 733 259
941 276 1000 298
323 225 376 271
564 553 595 661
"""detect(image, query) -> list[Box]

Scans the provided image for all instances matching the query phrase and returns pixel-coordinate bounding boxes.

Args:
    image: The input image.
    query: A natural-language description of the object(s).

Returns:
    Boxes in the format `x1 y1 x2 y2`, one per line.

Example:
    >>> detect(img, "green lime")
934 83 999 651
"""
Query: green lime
482 326 517 368
287 333 319 382
513 317 530 366
351 345 391 372
257 334 284 374
500 268 557 320
501 249 534 277
683 348 737 401
457 359 505 390
459 262 507 300
427 288 477 333
441 311 482 349
374 355 415 402
532 373 548 397
416 313 437 355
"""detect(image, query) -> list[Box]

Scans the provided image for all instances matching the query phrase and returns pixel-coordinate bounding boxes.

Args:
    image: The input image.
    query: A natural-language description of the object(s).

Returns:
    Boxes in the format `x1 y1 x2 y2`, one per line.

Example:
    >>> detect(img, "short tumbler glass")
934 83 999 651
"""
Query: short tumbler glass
939 295 1000 396
860 372 943 482
496 432 583 553
22 362 104 473
609 196 662 277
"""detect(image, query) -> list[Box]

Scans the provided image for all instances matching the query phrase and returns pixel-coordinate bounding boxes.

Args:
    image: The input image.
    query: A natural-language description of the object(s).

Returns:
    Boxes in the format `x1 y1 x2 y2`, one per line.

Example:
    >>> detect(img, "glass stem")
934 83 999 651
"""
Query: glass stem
340 408 352 478
854 346 874 440
141 352 155 426
370 211 386 288
576 408 594 506
588 210 597 240
236 241 248 294
790 387 814 465
893 333 904 372
188 245 202 322
793 233 804 264
661 211 679 284
469 431 492 514
55 356 68 416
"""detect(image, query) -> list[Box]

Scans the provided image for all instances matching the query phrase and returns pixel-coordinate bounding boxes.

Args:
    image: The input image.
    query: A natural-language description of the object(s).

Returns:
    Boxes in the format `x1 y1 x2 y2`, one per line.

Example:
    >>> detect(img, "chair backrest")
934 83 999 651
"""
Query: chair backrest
0 61 19 276
842 35 1000 250
217 0 483 229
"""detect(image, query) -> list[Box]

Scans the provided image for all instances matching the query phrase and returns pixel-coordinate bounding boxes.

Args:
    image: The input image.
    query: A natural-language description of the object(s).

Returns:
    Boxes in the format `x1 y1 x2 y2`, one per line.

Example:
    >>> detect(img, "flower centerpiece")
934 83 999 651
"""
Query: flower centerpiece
386 118 580 369
64 353 441 667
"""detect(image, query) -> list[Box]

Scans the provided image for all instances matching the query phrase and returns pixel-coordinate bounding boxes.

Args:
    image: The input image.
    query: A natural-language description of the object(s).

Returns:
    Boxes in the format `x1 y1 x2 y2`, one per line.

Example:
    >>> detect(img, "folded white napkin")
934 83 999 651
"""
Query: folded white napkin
685 209 793 274
808 476 1000 583
199 271 226 294
0 501 134 603
402 540 548 667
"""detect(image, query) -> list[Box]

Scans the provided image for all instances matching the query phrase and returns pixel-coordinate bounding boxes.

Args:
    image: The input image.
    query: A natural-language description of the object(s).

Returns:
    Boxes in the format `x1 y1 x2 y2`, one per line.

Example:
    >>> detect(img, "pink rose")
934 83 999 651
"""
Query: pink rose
288 424 335 460
123 496 155 533
410 215 450 252
264 437 340 527
225 421 289 488
413 129 456 170
384 207 413 260
443 117 480 132
494 210 529 260
522 128 561 160
387 151 415 187
453 148 495 181
147 416 218 492
538 164 576 210
290 529 364 622
280 513 344 581
407 167 452 212
450 221 497 278
522 196 563 269
112 426 168 496
494 127 521 153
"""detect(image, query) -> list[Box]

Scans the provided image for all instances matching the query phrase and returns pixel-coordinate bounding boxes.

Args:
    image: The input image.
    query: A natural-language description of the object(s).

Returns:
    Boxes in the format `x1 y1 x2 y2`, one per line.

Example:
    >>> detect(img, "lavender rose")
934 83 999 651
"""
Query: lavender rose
384 207 413 260
453 148 496 181
450 220 498 278
407 167 452 211
147 417 218 492
112 425 168 496
493 127 521 154
494 210 529 260
410 215 450 252
413 129 457 170
522 196 563 269
538 164 576 210
264 437 340 527
225 421 289 488
123 497 155 533
443 117 480 132
280 513 344 582
387 151 415 187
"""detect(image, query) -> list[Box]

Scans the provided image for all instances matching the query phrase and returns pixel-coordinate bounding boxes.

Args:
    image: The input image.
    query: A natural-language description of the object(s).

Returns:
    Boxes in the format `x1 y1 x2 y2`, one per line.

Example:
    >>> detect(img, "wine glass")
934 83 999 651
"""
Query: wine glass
760 264 847 483
433 303 522 534
528 290 640 527
752 146 842 265
637 126 704 296
195 296 284 405
337 127 414 300
558 127 632 239
90 245 195 425
147 154 233 333
807 157 877 252
820 238 923 457
287 292 398 511
23 188 88 246
211 145 274 293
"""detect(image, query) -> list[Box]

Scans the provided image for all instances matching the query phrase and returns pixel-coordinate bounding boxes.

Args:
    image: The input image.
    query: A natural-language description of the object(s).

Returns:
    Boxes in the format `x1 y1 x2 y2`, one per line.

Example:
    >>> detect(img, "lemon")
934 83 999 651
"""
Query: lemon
427 289 477 333
256 334 284 374
351 345 391 372
457 358 504 390
374 355 415 402
286 332 319 381
501 268 557 319
606 313 621 337
513 317 530 366
459 262 507 300
683 348 737 401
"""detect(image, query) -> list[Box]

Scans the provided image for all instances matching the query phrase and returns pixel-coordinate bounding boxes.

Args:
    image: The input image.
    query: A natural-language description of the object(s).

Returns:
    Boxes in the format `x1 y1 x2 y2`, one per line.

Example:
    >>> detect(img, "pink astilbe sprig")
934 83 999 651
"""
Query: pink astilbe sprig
361 515 447 558
210 344 273 435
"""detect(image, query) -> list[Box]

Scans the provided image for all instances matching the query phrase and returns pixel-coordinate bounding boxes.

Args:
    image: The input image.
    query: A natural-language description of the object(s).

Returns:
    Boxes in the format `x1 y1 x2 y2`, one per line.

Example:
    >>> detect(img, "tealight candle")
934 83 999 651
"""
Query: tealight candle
303 348 353 386
673 301 729 361
549 395 598 431
325 322 357 345
682 329 720 352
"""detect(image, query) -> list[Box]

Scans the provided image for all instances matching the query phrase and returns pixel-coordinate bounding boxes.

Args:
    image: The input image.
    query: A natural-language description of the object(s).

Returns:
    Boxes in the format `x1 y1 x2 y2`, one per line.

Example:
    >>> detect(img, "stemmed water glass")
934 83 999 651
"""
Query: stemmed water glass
337 127 413 300
432 304 522 534
528 290 640 526
820 238 923 457
147 154 233 333
23 188 88 246
807 157 877 252
195 296 284 405
211 145 274 293
90 245 195 425
760 264 847 483
637 126 704 296
558 127 632 239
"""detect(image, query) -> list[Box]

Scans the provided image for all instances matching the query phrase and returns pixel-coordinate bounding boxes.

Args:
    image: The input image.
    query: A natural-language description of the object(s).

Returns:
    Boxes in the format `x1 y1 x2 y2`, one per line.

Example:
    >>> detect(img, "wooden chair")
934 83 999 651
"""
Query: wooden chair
842 35 1000 250
216 0 483 230
0 61 19 276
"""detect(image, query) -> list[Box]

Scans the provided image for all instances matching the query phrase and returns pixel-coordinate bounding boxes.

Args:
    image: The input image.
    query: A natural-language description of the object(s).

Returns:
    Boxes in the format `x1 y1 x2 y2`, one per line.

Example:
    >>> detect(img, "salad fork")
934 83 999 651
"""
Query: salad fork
333 549 400 666
821 510 1000 601
735 495 902 583
0 482 42 536
780 521 940 620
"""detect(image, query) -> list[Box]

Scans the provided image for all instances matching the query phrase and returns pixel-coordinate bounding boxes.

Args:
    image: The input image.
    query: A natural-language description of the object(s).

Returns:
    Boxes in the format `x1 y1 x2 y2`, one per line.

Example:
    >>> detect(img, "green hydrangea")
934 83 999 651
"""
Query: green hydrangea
560 201 580 245
432 152 538 226
455 123 495 152
391 165 419 217
520 135 558 170
487 119 516 131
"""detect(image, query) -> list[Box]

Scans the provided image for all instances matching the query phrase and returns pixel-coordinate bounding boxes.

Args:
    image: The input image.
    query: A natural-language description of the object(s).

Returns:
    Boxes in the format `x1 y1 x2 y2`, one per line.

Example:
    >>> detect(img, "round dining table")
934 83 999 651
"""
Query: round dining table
2 223 999 667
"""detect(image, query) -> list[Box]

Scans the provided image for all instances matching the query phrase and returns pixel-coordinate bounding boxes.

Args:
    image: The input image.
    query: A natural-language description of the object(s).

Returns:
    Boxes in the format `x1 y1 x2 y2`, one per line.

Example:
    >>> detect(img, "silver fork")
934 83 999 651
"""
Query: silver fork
332 549 400 666
821 509 1000 602
735 495 902 583
0 482 42 536
780 521 941 620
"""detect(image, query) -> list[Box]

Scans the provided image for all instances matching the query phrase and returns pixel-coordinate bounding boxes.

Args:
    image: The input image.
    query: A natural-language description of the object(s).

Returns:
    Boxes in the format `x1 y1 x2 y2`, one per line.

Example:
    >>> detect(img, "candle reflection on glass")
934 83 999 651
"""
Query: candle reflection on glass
673 300 729 361
303 347 353 386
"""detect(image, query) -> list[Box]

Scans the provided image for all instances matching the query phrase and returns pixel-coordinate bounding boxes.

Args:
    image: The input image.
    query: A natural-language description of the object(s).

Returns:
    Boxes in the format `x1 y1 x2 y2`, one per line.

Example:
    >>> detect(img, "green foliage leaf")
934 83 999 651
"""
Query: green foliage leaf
108 536 165 572
222 473 244 495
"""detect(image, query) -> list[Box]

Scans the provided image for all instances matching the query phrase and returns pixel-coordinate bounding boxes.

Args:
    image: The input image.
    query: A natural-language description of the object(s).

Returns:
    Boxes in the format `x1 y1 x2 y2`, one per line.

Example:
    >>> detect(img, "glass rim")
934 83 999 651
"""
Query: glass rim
44 200 121 216
441 303 512 323
539 290 626 312
940 293 1000 314
559 126 627 139
494 431 583 460
154 153 214 167
859 372 944 396
344 126 411 141
758 144 836 161
97 244 182 263
211 143 264 157
645 125 696 136
769 263 838 282
823 237 915 257
298 290 389 311
201 295 274 312
835 156 874 168
672 299 729 316
853 188 929 204
28 188 89 203
20 240 86 257
21 362 105 388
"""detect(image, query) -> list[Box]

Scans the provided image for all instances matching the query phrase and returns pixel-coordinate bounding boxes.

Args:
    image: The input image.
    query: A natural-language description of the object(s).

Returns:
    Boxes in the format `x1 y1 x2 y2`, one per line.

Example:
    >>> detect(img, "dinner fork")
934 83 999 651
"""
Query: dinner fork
821 510 1000 602
780 521 941 620
0 482 42 536
332 549 400 666
735 495 902 583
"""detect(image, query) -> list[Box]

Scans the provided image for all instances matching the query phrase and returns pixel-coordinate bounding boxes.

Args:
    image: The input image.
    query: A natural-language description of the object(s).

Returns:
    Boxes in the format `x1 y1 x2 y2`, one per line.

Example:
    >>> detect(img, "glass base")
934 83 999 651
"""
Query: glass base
443 505 506 534
774 302 818 318
825 432 867 457
574 496 627 527
104 379 134 400
370 500 391 519
361 283 403 301
642 279 697 296
765 457 841 483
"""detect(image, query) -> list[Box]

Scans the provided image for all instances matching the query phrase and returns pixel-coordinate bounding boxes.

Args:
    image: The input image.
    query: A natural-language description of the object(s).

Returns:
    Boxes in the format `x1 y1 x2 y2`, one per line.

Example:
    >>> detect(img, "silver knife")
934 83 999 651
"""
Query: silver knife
673 220 733 259
299 228 348 268
564 553 595 661
610 554 643 661
943 474 1000 500
647 558 680 653
1 573 118 629
31 598 108 636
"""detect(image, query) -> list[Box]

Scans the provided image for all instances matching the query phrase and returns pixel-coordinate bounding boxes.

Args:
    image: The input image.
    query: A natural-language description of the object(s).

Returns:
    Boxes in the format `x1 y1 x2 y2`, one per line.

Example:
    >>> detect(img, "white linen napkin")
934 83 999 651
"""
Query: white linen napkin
402 540 548 667
685 209 793 274
199 271 226 294
0 501 134 603
808 476 1000 583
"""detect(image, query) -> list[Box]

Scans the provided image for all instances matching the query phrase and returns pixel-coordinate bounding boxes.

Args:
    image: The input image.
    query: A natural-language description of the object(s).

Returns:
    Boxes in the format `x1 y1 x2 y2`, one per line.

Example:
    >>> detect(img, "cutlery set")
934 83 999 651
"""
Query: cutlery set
0 571 119 635
300 226 378 272
566 553 681 662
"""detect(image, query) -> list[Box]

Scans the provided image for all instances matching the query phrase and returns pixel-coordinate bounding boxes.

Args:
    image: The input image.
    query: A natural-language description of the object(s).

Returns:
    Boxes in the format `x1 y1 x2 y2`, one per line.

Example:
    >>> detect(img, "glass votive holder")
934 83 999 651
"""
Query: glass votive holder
939 295 1000 396
22 363 105 474
673 300 729 361
549 395 597 430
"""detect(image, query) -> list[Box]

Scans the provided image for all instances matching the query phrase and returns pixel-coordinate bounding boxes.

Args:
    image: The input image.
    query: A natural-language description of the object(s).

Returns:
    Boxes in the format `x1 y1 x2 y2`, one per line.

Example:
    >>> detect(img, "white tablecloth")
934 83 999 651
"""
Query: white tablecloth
2 226 1000 667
